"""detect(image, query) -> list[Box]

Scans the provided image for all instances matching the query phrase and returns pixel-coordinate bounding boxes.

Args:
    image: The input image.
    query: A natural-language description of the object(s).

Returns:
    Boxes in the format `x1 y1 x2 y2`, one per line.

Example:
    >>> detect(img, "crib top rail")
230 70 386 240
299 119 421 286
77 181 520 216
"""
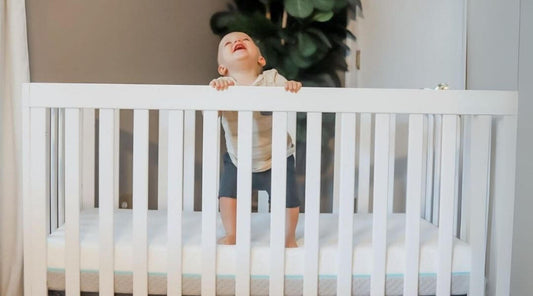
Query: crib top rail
24 83 517 115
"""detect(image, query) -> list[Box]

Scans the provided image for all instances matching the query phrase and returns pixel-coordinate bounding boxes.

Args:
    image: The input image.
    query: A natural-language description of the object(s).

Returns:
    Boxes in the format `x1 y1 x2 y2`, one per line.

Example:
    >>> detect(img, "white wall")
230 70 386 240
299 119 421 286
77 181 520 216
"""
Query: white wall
347 0 466 90
466 0 520 90
511 0 533 294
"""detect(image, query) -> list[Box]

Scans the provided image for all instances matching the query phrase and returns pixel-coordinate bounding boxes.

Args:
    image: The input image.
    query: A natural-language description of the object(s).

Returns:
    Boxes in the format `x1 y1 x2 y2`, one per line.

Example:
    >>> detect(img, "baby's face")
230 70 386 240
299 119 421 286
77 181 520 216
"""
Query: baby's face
217 32 263 69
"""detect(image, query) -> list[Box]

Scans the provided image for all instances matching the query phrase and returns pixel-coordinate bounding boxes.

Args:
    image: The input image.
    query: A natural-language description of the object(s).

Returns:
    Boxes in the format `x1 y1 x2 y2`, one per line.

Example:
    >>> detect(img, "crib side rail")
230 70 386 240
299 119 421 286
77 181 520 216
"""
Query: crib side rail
23 83 518 296
26 83 516 115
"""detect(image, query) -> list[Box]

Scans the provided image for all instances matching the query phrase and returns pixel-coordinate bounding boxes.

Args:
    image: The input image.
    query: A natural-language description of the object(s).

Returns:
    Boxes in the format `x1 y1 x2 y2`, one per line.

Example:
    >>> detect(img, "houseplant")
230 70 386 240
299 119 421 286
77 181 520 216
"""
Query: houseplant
210 0 361 87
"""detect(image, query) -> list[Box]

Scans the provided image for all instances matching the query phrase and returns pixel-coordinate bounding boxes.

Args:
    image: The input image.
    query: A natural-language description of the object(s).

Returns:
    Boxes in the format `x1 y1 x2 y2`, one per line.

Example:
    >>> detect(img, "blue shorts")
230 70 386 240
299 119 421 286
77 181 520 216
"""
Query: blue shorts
218 153 300 208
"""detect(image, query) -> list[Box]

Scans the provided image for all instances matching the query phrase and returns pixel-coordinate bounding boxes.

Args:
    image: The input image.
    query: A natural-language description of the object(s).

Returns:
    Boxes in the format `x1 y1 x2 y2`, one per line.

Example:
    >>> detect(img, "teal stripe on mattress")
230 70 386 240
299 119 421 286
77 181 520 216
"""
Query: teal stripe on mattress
47 268 470 278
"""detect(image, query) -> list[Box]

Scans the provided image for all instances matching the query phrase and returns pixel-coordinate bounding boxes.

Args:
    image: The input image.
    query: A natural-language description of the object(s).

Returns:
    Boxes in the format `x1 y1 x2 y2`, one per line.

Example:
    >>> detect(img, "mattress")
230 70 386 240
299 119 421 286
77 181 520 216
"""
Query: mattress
47 209 470 295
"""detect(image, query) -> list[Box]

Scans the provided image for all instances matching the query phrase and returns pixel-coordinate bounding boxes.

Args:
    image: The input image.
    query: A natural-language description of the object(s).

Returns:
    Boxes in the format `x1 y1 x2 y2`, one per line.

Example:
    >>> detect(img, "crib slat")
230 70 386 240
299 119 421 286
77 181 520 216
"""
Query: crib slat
132 110 149 295
453 117 462 238
358 113 372 213
304 112 322 296
466 116 491 296
459 116 472 241
46 112 51 236
201 111 219 296
99 109 116 294
30 108 48 295
65 108 81 294
387 114 396 213
404 114 425 295
270 111 288 295
114 109 120 209
332 112 341 214
167 110 184 296
424 115 435 220
436 115 459 296
420 116 428 218
288 111 297 159
158 110 169 210
82 108 96 209
58 109 66 226
337 113 356 295
183 110 196 211
432 115 443 224
371 114 391 296
236 111 253 296
50 109 59 232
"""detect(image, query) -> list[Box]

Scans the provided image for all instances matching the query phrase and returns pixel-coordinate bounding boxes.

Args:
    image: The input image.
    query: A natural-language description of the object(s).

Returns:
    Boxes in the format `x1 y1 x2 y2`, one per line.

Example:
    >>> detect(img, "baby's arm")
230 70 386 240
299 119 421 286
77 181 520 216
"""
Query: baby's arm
210 77 236 91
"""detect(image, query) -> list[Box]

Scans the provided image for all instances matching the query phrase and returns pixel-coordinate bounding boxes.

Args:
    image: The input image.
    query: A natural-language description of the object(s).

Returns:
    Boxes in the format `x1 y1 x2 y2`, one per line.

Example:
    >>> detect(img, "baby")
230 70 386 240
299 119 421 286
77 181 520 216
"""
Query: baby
210 32 302 248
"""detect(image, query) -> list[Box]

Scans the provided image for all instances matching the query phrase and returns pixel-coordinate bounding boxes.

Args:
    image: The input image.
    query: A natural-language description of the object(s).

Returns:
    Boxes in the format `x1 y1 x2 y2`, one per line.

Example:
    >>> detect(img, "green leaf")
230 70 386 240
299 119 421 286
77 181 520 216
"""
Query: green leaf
284 0 314 18
289 46 315 68
312 0 334 11
333 0 348 11
297 32 318 57
280 56 299 79
306 28 332 48
312 11 334 22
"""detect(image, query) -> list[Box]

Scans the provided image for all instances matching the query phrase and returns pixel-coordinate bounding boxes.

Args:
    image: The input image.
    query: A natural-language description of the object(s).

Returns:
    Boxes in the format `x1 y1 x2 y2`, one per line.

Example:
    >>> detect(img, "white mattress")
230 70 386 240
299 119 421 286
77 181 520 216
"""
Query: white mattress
48 209 469 275
47 209 470 294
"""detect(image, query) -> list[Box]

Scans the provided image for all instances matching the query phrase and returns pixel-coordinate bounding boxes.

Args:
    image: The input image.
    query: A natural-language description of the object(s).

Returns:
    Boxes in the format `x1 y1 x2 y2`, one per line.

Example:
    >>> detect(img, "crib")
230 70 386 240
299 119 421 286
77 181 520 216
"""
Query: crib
22 83 518 296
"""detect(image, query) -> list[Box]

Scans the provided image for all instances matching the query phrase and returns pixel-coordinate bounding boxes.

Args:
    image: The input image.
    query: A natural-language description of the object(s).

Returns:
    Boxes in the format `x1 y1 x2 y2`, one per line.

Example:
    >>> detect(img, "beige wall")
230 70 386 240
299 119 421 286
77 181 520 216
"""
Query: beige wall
26 0 229 208
26 0 227 84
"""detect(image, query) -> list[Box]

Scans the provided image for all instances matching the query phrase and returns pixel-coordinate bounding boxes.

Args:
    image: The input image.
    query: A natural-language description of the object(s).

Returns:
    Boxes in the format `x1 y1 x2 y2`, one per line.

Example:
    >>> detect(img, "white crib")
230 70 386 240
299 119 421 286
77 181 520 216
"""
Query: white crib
22 83 518 296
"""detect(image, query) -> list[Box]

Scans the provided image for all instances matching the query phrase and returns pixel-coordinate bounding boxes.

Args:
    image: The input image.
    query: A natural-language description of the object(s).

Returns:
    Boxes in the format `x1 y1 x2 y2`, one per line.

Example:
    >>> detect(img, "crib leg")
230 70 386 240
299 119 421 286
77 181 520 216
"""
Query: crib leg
28 108 49 295
487 116 518 296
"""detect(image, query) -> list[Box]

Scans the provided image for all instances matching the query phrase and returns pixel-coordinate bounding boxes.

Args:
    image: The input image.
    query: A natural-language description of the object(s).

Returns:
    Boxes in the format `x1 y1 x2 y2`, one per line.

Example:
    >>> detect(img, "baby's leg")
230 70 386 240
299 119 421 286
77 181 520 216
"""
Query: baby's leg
218 153 238 245
285 207 300 248
218 197 237 245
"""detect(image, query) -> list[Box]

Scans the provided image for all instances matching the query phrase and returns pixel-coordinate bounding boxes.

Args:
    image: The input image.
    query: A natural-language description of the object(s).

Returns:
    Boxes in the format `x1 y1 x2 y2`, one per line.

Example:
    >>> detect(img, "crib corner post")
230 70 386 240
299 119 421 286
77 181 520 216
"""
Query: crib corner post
487 115 518 296
22 83 33 296
27 106 49 295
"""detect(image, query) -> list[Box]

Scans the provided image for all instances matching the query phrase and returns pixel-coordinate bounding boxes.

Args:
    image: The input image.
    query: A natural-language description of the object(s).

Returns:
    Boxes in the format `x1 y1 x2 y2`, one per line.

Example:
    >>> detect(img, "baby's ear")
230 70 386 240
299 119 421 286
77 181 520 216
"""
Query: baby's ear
218 65 228 76
258 56 266 67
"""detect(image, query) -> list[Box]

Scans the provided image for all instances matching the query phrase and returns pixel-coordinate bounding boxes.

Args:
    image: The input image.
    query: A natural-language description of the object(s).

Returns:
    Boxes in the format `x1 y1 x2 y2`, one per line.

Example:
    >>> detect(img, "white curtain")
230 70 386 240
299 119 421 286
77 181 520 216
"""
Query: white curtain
0 0 30 295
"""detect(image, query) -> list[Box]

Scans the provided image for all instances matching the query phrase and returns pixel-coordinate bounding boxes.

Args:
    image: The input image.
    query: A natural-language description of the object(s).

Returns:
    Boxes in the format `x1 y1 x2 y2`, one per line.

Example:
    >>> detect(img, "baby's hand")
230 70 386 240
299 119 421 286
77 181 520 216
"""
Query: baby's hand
210 77 235 91
285 81 302 93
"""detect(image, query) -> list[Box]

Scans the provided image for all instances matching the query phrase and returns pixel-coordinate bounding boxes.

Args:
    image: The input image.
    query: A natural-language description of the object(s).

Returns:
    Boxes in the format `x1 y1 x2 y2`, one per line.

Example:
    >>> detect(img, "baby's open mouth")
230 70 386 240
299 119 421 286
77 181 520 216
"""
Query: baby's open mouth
233 43 246 52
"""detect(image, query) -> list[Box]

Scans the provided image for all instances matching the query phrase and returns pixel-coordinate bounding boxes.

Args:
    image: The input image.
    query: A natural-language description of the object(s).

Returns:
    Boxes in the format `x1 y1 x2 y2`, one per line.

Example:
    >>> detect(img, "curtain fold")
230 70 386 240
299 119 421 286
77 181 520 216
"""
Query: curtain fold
0 0 30 295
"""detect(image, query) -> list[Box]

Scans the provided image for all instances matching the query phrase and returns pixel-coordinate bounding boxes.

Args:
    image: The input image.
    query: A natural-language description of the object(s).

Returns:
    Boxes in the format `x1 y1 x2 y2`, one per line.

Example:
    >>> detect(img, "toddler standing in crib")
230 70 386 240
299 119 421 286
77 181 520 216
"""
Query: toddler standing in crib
209 31 302 248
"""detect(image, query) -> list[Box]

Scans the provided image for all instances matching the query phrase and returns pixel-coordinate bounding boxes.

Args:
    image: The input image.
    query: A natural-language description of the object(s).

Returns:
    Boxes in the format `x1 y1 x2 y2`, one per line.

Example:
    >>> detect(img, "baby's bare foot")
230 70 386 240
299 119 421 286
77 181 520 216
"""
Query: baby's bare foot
285 239 298 248
217 235 236 245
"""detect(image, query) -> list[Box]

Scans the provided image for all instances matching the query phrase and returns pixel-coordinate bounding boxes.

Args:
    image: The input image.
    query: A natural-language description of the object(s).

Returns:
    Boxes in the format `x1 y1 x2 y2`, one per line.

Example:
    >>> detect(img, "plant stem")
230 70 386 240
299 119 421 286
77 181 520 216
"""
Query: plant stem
281 10 288 45
265 4 271 20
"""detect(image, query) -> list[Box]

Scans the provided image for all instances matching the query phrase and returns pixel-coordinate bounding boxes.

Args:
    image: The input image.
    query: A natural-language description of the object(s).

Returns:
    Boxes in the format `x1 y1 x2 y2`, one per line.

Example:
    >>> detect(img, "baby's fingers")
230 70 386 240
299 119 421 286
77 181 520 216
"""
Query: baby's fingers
210 79 234 91
285 81 302 93
224 80 235 89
